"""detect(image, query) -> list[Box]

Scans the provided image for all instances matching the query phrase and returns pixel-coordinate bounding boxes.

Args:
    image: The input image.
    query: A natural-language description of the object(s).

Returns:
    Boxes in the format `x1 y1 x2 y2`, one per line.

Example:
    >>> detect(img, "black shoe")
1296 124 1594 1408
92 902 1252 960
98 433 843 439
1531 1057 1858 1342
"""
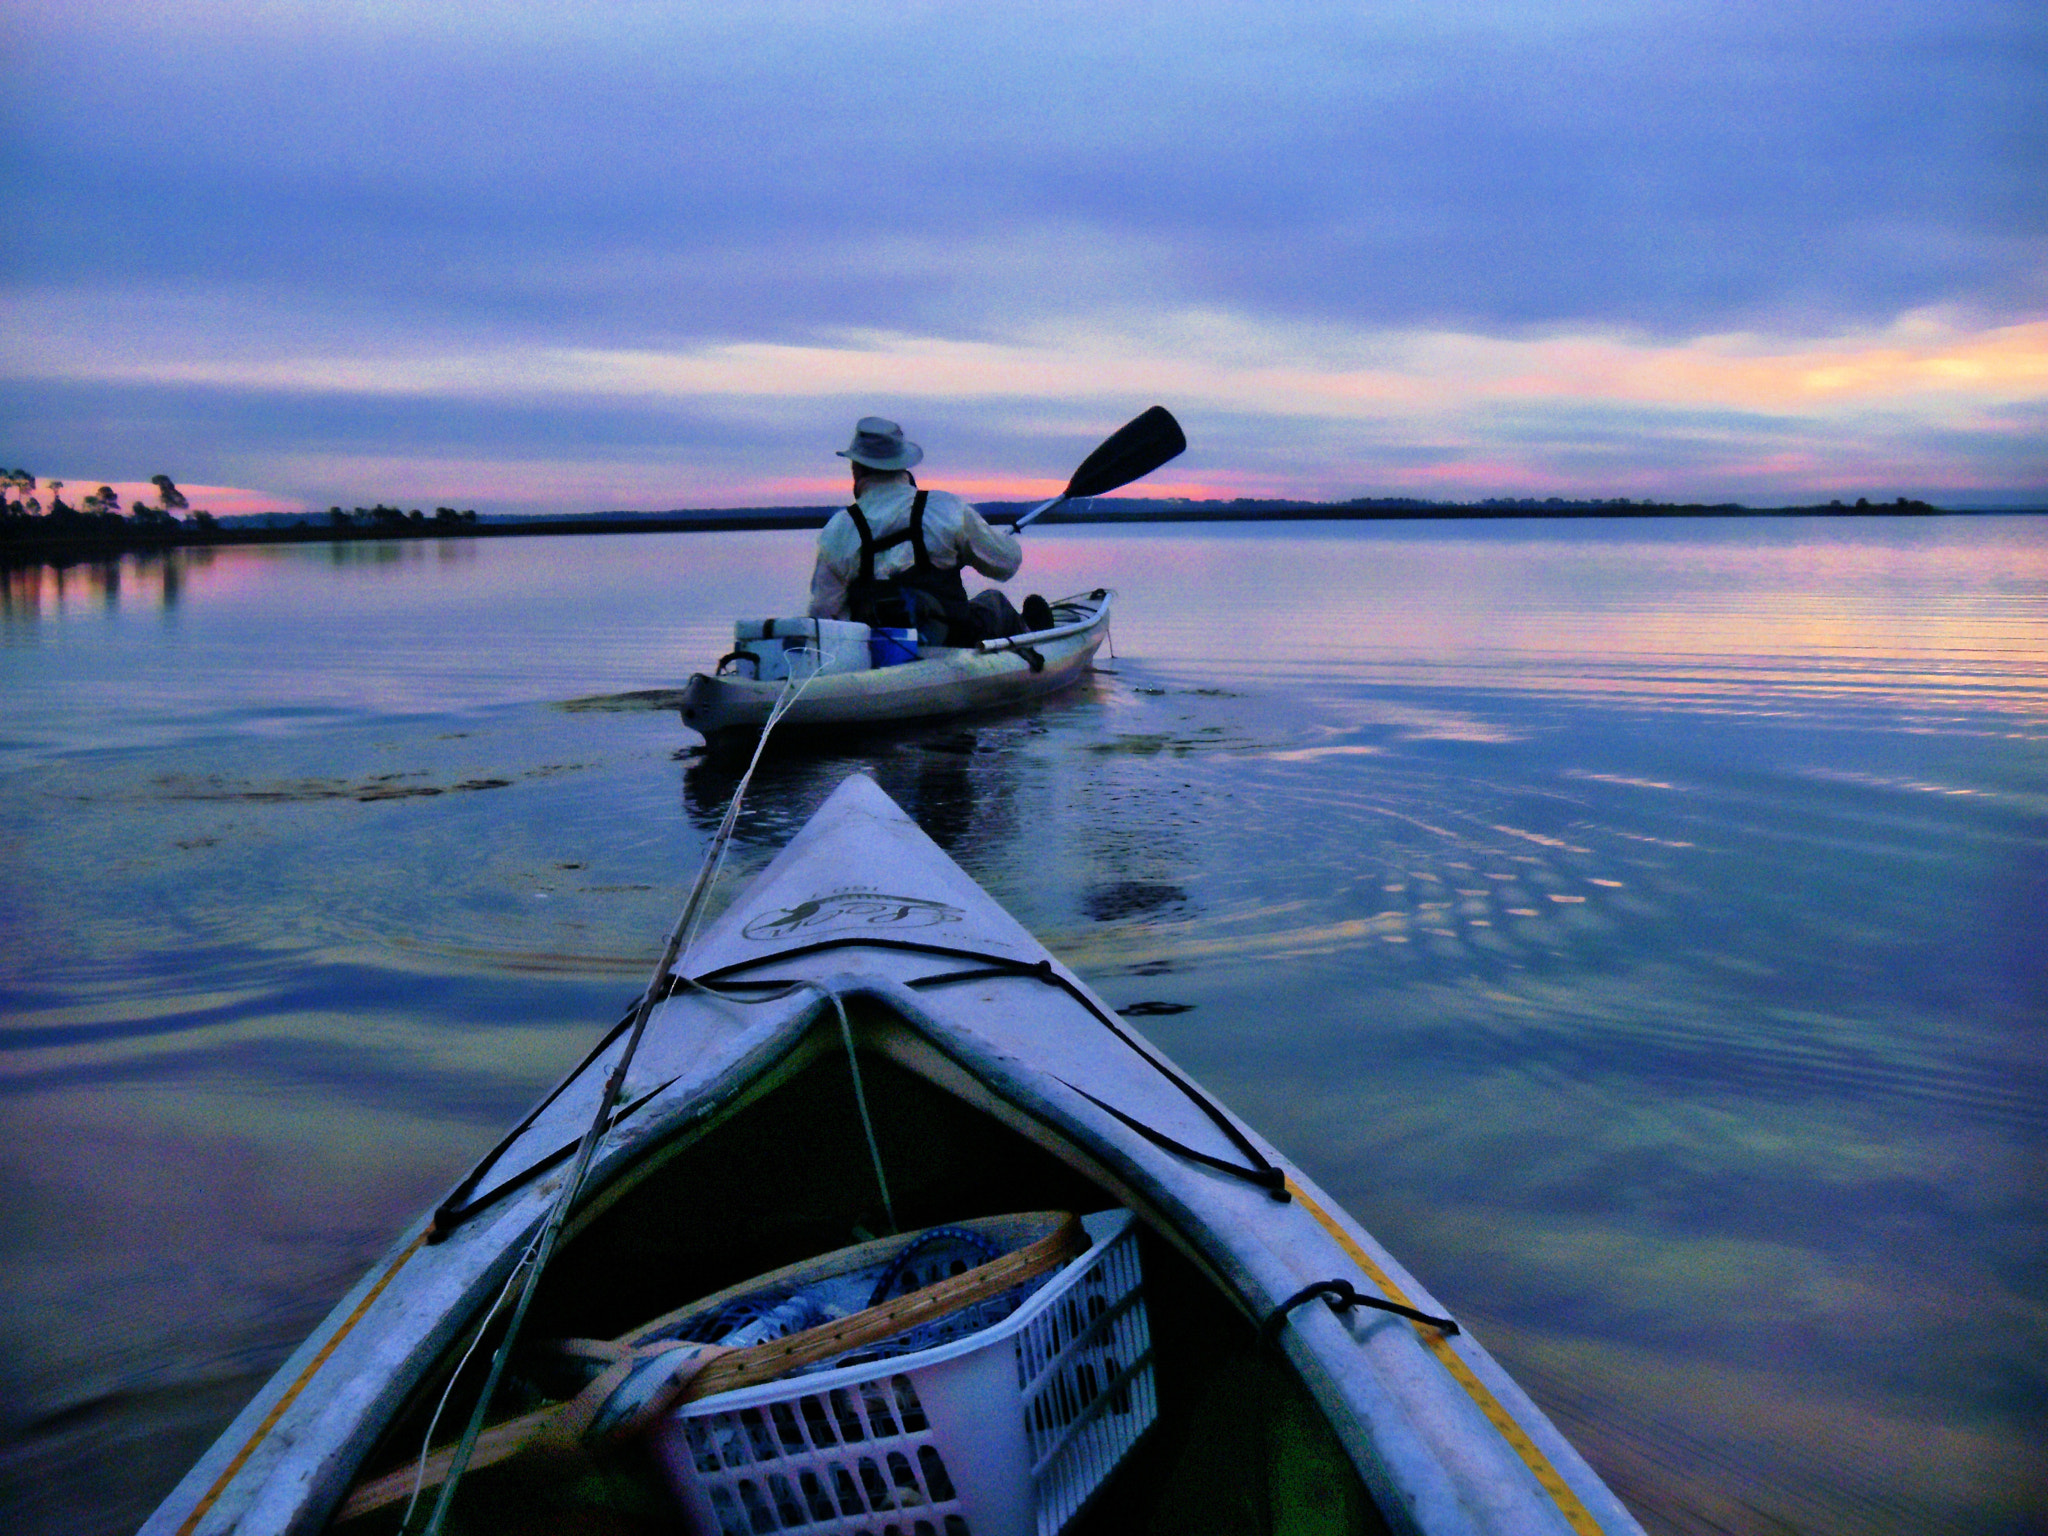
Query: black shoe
1021 594 1053 632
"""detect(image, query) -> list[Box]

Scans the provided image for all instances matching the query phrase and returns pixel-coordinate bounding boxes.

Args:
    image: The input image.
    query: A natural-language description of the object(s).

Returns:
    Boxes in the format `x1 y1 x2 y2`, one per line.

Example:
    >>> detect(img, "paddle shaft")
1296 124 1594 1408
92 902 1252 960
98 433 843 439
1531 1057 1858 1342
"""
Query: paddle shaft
1012 493 1068 535
1013 405 1185 533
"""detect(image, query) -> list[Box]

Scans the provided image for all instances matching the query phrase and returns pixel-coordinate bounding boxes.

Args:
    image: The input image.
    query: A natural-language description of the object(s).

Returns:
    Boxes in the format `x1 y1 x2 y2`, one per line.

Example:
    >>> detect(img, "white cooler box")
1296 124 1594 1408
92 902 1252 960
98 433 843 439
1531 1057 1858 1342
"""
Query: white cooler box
728 618 872 681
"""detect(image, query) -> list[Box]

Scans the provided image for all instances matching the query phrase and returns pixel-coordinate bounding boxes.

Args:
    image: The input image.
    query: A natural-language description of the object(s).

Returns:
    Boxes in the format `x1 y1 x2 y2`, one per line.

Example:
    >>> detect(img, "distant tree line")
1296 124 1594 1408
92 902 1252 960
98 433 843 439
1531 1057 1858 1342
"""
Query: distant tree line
1341 493 1939 513
1 468 218 544
326 505 479 530
2 465 479 552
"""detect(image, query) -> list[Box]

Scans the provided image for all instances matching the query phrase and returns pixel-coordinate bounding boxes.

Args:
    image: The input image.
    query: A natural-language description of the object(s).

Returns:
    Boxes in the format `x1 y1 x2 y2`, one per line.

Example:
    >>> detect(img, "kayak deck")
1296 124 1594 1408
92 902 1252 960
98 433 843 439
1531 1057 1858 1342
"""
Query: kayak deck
334 1040 1387 1534
679 589 1113 741
144 774 1644 1536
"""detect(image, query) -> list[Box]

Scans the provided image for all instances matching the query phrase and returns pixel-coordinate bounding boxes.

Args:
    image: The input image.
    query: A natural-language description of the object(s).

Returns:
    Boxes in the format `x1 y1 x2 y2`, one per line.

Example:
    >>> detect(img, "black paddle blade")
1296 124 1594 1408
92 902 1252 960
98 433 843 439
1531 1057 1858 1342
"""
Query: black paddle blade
1063 406 1186 500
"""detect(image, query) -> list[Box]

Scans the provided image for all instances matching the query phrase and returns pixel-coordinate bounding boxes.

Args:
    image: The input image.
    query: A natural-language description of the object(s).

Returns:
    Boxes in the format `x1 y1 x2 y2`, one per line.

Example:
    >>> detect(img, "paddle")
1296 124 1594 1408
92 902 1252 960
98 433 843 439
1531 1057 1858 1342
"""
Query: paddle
1011 405 1186 533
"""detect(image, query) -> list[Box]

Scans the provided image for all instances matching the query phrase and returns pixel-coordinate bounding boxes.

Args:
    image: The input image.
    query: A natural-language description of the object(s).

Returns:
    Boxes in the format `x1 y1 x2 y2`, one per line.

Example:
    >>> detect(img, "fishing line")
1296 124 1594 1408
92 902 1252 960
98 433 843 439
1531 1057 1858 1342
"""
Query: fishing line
417 653 821 1536
677 648 821 959
825 986 898 1234
662 973 899 1236
399 1229 542 1530
681 647 895 1232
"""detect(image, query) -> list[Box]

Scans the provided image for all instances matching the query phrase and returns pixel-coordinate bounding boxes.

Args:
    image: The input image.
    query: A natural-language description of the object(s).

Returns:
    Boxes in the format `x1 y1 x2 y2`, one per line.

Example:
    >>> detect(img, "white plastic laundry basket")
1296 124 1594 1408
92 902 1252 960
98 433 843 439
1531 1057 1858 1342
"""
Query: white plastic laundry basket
652 1210 1154 1536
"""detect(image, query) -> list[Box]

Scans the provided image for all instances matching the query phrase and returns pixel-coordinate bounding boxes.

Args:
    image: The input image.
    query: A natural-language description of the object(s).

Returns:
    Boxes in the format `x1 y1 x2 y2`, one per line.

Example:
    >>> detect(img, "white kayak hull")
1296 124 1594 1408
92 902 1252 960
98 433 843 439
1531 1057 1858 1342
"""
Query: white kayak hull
679 589 1113 740
144 773 1645 1536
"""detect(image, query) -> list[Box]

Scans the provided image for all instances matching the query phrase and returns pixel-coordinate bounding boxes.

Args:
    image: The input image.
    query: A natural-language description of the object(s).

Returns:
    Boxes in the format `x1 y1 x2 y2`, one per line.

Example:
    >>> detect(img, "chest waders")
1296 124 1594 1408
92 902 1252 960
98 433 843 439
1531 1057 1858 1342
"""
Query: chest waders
844 491 972 637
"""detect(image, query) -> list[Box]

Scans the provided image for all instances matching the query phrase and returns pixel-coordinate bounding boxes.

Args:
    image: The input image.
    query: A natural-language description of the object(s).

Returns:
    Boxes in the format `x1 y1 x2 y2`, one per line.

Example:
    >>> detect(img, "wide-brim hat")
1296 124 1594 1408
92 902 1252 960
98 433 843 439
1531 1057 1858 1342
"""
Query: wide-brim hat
837 416 924 472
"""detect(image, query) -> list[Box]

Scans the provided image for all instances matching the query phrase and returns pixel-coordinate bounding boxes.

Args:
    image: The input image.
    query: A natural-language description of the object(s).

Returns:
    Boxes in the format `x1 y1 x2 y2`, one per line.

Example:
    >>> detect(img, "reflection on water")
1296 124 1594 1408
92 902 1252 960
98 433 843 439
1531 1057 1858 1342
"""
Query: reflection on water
5 551 147 617
2 519 2045 1535
0 537 489 618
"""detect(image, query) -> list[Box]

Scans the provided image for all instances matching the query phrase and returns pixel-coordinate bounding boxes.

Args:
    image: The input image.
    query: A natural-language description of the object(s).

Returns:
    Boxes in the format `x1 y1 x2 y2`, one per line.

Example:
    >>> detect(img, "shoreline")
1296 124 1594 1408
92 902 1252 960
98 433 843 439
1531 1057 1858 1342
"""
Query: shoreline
2 499 2037 562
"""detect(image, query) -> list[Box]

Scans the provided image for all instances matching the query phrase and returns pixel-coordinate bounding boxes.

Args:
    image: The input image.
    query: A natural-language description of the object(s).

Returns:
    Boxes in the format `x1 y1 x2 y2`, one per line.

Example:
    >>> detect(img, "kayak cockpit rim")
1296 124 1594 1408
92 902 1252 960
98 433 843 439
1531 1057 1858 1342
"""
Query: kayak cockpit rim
681 937 1294 1200
430 967 1277 1319
330 990 1294 1523
974 587 1115 652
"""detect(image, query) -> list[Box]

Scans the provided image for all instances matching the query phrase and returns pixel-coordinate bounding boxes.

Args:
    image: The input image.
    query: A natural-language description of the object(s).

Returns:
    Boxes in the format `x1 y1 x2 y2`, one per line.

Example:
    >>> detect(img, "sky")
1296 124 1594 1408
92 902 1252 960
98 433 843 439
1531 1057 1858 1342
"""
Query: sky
2 0 2043 515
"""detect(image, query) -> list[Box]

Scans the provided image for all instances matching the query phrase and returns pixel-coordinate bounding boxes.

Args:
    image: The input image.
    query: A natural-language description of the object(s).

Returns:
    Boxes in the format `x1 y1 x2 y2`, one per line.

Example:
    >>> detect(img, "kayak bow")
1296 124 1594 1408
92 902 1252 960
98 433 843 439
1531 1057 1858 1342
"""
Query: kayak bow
145 773 1645 1536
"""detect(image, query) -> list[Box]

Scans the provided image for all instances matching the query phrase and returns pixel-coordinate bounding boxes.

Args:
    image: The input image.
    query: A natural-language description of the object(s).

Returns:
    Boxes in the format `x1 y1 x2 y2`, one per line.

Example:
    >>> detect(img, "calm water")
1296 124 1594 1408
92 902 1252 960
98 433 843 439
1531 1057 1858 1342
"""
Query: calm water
2 520 2044 1535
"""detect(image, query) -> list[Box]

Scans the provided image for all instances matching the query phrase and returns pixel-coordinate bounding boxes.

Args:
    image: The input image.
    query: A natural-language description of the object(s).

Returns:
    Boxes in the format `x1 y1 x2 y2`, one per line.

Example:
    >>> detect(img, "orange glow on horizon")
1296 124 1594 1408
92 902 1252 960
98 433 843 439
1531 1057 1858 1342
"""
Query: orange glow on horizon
1491 318 2048 411
753 472 1270 506
18 308 2038 513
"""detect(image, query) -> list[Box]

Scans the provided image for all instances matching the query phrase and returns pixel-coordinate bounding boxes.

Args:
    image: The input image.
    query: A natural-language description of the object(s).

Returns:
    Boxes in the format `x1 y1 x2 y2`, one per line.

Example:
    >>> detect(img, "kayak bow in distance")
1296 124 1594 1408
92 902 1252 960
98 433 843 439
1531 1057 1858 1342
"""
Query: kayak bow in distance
678 587 1115 743
678 406 1179 745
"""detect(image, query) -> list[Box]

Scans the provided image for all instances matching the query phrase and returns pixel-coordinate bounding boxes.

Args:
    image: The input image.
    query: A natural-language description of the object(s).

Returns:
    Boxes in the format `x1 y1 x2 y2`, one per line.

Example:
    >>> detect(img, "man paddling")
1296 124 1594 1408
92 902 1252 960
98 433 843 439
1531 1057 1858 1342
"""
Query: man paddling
809 417 1051 643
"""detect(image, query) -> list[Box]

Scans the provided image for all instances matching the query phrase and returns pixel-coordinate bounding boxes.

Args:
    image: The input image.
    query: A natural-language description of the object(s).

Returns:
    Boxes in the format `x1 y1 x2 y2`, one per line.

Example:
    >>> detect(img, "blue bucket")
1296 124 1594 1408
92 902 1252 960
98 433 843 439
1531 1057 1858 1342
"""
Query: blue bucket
869 627 919 667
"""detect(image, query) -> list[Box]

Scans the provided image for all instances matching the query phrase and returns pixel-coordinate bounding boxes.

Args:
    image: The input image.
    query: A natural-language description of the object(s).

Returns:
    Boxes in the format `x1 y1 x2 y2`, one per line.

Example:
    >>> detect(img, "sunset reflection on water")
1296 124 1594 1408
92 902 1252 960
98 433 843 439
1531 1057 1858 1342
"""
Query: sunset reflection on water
2 517 2044 1535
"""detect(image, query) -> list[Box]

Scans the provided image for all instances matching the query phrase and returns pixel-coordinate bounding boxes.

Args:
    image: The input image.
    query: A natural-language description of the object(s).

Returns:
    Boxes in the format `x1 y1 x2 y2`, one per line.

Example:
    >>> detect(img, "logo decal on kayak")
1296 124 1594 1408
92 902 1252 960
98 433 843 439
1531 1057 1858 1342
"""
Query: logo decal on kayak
743 891 966 940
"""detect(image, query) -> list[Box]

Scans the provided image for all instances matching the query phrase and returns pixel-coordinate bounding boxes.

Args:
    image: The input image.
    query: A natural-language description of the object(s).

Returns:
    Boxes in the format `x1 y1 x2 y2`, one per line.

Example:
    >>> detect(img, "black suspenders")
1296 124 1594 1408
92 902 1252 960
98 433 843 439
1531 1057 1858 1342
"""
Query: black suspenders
911 491 932 572
847 490 931 584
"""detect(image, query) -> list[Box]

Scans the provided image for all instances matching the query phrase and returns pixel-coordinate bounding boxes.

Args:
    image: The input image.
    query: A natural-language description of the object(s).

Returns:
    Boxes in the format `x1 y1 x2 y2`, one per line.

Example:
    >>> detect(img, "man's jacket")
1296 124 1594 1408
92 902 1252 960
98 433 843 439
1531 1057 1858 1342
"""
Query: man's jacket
808 482 1021 621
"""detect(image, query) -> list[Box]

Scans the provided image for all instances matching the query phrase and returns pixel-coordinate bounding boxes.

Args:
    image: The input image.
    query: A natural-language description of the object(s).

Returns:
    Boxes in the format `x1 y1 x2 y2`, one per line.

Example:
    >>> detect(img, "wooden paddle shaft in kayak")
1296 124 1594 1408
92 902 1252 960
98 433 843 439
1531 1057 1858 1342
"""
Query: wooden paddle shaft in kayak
336 1213 1084 1522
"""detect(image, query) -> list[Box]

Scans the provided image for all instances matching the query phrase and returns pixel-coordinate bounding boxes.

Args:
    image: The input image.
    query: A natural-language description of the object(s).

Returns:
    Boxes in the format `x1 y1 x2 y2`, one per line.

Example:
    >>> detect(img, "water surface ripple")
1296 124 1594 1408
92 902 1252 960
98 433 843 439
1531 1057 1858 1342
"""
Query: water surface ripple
1 518 2043 1535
